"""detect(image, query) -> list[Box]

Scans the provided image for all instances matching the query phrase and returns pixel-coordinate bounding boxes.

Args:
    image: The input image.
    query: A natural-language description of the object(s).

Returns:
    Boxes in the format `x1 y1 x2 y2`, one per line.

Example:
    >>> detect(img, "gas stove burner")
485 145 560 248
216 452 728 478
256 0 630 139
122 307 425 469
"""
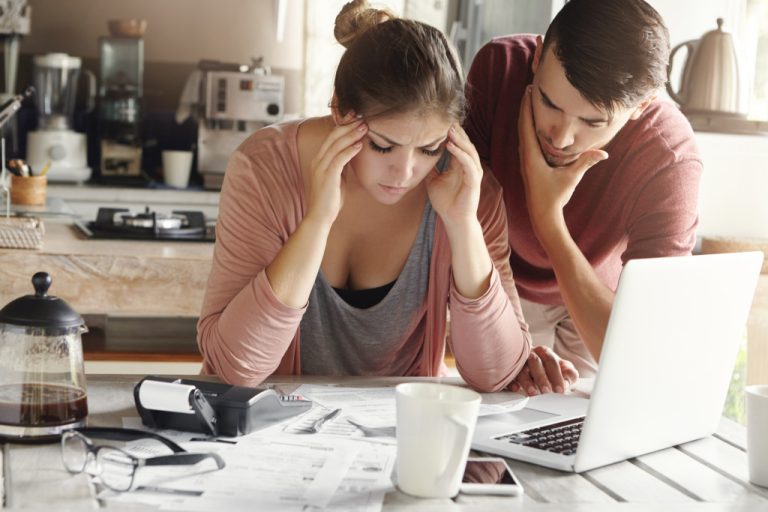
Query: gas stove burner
78 207 215 242
117 207 189 230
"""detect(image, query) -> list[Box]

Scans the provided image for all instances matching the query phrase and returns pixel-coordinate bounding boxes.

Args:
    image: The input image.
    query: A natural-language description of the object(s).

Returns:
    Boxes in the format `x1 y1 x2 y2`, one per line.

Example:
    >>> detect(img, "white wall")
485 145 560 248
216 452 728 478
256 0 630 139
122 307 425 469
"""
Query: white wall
695 132 768 239
24 0 304 68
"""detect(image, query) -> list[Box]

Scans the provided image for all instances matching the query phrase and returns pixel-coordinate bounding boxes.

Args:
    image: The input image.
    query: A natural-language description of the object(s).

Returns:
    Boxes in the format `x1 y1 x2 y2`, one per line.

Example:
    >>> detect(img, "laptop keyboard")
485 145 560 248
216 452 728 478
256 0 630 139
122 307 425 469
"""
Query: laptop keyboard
494 417 585 456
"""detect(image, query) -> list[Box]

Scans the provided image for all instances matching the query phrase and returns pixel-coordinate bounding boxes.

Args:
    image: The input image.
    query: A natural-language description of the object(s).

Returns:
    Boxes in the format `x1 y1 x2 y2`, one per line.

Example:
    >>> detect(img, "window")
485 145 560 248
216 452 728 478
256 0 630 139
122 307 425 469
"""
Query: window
747 0 768 119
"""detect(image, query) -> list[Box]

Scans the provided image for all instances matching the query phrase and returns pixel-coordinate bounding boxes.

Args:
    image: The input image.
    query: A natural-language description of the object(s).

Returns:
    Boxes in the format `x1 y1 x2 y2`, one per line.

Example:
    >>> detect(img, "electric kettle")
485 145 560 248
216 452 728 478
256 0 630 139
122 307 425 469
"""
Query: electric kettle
666 18 745 117
0 272 88 441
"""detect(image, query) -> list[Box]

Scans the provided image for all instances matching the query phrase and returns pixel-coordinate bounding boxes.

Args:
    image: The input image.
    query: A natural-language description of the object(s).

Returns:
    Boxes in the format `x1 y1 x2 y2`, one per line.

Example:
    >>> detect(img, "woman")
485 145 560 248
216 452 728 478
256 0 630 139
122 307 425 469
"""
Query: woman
197 0 531 392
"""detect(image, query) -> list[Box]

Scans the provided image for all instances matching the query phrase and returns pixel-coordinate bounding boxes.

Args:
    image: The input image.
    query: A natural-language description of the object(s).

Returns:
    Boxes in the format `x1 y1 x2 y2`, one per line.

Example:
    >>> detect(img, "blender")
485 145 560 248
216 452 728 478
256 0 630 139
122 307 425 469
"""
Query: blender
26 53 95 183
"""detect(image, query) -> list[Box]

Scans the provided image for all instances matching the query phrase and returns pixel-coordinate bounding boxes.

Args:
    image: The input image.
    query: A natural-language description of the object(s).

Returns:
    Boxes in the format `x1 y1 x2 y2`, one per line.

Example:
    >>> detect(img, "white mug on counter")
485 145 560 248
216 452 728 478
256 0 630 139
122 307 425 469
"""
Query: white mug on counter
395 382 481 498
746 384 768 487
162 150 193 188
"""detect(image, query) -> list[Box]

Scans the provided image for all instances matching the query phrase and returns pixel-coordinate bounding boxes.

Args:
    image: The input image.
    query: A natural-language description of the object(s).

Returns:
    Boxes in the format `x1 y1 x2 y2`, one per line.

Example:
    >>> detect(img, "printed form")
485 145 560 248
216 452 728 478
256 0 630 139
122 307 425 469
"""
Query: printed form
106 433 396 511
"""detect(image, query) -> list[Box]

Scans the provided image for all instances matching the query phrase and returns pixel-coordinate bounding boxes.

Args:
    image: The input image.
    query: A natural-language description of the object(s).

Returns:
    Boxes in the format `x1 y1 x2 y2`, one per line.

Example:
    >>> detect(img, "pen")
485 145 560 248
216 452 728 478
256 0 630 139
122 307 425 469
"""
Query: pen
135 485 204 496
309 407 341 433
189 436 237 444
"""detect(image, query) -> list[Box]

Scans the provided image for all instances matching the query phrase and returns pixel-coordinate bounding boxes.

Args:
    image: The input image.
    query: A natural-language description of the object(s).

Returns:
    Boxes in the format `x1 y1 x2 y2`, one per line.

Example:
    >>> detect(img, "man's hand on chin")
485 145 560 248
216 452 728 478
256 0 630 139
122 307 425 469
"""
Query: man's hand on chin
517 85 608 238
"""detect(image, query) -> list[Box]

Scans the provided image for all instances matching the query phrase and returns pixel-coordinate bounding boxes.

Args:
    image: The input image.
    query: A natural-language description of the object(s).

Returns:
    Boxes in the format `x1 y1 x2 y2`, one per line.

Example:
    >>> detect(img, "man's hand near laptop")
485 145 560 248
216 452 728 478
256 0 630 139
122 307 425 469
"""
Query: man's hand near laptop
509 346 578 396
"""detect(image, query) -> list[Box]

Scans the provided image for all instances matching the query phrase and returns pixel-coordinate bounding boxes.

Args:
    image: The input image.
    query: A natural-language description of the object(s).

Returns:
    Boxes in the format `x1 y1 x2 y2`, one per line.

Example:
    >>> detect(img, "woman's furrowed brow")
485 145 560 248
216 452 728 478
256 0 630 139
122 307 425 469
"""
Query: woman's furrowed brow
368 129 447 148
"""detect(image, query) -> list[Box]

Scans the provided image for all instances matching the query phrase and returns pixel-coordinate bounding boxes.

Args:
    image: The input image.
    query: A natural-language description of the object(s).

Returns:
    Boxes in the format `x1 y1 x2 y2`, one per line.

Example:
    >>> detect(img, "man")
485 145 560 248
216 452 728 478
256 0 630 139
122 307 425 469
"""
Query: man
464 0 701 395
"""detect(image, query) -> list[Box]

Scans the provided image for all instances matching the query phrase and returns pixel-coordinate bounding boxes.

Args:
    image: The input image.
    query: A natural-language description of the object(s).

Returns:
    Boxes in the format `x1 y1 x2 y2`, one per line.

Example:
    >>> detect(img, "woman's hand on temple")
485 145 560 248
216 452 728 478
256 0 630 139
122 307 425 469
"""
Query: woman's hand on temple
306 115 367 227
425 124 483 228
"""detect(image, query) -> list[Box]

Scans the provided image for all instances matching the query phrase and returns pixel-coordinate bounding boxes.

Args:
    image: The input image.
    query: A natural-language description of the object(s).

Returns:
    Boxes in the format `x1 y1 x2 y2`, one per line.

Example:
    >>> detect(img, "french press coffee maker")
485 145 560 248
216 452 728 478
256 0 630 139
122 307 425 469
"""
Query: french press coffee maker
0 272 88 440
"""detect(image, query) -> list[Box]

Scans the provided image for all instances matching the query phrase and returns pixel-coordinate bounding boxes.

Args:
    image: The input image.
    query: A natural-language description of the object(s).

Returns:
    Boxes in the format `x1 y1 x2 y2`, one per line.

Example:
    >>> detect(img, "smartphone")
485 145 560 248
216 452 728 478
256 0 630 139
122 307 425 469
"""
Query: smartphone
435 149 451 173
459 457 523 496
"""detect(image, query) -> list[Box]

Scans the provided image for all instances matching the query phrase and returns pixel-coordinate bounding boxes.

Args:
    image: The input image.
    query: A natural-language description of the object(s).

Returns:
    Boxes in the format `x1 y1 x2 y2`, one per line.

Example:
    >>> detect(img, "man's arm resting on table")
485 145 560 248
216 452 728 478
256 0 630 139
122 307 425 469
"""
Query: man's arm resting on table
510 221 610 396
536 214 614 362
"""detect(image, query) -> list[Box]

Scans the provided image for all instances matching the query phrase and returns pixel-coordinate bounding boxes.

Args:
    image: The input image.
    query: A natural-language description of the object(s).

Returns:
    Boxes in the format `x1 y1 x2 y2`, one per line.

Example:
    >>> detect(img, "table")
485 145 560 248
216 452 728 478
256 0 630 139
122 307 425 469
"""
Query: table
2 375 766 510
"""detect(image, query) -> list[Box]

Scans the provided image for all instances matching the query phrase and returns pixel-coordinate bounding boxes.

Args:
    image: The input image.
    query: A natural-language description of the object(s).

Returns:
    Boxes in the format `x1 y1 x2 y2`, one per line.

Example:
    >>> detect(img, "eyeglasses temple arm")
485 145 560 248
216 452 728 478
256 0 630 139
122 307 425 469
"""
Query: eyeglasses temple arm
143 452 225 470
73 427 186 453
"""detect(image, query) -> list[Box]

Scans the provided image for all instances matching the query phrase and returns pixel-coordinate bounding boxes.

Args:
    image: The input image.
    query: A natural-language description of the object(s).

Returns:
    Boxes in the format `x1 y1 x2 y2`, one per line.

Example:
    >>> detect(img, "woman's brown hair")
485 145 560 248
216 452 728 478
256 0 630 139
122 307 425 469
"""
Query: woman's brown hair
332 0 465 122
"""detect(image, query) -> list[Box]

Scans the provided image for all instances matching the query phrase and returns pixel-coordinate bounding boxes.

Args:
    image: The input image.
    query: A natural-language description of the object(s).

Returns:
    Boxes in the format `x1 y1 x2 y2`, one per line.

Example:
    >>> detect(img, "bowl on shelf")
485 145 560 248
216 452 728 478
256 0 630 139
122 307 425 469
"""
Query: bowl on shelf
107 18 147 38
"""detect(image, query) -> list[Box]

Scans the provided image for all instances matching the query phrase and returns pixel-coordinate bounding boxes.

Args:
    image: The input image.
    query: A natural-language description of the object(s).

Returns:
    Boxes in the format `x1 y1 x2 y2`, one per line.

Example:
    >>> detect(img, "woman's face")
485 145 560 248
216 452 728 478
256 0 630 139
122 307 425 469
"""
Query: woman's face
347 111 452 205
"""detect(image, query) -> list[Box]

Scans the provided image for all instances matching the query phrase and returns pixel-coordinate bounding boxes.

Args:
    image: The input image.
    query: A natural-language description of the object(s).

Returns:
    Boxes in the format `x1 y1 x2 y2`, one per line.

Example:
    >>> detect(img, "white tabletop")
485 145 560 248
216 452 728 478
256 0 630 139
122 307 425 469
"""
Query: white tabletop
2 375 766 510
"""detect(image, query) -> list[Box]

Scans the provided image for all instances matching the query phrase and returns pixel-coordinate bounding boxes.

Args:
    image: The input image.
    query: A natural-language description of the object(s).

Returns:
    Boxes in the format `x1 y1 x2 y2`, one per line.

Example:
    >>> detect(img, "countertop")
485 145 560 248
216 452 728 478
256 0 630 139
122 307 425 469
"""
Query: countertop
0 219 214 316
47 183 221 206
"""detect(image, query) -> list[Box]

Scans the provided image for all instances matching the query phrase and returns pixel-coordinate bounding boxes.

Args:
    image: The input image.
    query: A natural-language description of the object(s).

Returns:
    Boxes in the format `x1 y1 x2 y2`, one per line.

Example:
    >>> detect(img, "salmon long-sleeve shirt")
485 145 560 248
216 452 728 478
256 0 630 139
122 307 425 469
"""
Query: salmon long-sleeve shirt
197 120 531 392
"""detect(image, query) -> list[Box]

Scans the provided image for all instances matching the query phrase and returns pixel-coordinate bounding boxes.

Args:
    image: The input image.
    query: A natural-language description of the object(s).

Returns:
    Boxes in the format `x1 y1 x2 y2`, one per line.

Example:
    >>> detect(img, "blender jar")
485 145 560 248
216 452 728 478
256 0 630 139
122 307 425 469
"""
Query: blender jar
0 272 88 440
33 53 95 131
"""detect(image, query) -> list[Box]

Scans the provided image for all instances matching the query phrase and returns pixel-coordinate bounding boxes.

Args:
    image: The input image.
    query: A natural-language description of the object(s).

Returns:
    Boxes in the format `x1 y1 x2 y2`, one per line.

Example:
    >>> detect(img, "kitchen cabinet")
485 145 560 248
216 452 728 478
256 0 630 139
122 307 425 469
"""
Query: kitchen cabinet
0 218 213 374
0 220 212 317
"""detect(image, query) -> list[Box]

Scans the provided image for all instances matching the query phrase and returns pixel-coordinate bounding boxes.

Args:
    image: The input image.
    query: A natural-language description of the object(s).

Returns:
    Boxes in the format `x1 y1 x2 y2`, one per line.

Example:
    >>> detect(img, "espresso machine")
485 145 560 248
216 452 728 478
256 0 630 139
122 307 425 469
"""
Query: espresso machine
178 59 284 189
98 36 144 181
26 53 95 182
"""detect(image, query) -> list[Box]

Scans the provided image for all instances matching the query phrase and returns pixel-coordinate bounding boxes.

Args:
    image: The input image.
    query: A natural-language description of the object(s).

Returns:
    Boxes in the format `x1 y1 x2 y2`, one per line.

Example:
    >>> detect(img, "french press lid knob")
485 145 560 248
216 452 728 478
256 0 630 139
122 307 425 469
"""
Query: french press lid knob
0 272 84 328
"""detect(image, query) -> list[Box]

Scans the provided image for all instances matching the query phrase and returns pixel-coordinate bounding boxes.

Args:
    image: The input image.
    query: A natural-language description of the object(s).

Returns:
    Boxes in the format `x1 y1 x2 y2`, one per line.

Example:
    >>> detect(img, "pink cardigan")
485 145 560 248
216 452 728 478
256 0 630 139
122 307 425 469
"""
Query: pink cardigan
197 120 531 392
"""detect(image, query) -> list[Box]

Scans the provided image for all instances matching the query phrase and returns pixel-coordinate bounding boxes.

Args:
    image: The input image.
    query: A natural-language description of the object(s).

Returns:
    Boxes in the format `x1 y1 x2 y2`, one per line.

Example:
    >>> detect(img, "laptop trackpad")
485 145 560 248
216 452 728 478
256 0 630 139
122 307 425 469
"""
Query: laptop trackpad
476 394 589 434
477 407 559 431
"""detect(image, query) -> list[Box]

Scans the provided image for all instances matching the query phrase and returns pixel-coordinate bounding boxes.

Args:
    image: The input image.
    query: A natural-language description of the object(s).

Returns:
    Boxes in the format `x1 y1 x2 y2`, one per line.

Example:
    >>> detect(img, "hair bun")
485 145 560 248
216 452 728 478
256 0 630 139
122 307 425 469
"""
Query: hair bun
334 0 395 49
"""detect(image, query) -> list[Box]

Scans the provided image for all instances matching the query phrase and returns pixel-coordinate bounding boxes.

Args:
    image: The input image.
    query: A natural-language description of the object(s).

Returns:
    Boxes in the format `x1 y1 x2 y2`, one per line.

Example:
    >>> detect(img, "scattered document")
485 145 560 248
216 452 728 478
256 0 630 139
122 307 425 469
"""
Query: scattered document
111 382 527 510
294 384 529 427
104 432 396 512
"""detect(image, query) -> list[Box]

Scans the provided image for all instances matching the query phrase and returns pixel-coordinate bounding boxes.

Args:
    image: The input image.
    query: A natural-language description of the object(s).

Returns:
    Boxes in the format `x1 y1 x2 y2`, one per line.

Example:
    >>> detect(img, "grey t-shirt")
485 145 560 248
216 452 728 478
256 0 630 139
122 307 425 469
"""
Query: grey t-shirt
300 202 436 375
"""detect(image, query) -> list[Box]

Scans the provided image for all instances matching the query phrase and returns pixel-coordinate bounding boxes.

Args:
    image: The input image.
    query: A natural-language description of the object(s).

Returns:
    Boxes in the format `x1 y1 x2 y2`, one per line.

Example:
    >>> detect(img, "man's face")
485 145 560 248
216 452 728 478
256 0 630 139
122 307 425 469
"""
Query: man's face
531 43 642 167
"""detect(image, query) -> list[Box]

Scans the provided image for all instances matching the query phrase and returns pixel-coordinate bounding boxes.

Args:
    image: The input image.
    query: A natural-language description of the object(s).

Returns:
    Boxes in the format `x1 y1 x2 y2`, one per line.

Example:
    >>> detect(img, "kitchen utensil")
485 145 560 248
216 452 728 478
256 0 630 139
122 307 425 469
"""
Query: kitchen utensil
10 174 46 206
0 272 89 440
666 18 745 117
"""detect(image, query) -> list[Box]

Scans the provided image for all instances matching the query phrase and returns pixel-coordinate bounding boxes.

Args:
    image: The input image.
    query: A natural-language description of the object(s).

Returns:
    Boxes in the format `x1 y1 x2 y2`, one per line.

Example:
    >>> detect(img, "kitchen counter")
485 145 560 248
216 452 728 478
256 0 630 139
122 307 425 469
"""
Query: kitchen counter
47 183 221 221
0 219 213 316
47 182 221 206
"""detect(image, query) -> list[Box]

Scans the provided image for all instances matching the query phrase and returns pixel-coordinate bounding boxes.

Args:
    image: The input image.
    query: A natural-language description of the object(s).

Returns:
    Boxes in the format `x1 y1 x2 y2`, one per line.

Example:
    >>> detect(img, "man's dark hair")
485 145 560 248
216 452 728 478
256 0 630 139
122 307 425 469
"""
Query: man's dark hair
543 0 670 115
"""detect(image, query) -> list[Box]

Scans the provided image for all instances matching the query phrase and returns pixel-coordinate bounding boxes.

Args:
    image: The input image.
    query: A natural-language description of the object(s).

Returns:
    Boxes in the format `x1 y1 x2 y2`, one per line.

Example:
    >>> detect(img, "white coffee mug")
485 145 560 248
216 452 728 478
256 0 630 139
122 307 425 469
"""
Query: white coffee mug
162 150 193 188
395 382 481 498
746 384 768 487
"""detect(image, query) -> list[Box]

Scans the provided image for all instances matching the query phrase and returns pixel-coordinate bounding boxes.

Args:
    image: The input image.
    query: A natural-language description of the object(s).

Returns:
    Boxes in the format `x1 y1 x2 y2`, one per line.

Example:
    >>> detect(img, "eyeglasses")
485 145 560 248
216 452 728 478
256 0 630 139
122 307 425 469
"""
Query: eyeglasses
61 427 225 492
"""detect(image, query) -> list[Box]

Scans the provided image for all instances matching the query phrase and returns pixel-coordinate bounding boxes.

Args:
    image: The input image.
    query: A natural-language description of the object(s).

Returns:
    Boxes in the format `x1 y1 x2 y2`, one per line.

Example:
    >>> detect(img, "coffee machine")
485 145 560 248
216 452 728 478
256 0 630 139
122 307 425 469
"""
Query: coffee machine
178 60 284 189
26 53 95 182
98 36 144 181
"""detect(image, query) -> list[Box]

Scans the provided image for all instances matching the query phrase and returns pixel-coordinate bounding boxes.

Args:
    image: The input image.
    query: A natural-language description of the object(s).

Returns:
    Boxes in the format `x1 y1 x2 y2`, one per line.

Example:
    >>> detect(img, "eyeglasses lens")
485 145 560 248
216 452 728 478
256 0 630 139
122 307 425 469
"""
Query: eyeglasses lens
61 433 89 473
97 447 135 492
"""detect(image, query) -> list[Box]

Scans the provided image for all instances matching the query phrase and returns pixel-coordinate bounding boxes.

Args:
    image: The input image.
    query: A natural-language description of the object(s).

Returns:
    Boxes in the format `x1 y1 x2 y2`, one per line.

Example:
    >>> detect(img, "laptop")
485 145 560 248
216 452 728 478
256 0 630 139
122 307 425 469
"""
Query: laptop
472 252 764 472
